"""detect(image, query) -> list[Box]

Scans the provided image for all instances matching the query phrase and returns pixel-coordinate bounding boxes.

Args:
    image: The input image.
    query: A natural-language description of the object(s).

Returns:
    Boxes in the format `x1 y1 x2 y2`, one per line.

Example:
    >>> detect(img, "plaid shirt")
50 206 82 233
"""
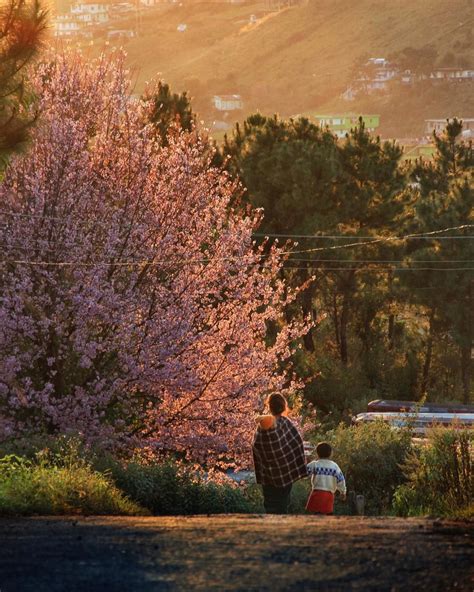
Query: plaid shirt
252 416 307 488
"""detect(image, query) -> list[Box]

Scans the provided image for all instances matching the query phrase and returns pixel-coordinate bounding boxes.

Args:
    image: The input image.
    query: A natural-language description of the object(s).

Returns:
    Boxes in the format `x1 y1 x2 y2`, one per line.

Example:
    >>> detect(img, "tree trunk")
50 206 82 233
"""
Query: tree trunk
420 310 435 397
333 292 340 348
387 271 395 350
338 271 356 366
460 285 472 403
340 290 350 365
460 343 471 404
388 314 395 350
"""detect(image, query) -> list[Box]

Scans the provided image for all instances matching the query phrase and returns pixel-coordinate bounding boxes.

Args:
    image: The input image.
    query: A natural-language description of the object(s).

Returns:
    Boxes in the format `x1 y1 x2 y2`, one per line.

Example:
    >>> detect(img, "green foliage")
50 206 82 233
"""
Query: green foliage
393 428 473 517
224 111 473 412
320 421 413 514
0 451 145 516
146 81 195 147
288 478 311 514
402 118 474 402
0 0 47 169
110 460 261 515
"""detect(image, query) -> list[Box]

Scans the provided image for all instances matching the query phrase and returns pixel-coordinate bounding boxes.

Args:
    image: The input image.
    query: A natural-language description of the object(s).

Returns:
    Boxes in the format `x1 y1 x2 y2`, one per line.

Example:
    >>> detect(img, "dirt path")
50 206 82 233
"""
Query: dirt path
1 515 472 591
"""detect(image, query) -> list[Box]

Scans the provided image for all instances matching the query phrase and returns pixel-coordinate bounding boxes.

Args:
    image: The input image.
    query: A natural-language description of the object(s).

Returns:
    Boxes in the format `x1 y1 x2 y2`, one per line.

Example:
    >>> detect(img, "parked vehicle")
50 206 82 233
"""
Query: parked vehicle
367 399 474 414
353 411 474 436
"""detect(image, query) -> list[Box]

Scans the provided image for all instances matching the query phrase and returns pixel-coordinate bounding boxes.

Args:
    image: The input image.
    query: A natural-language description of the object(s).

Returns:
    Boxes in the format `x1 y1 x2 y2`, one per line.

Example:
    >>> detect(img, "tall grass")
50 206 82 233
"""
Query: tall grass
111 460 262 515
393 428 473 518
0 452 146 516
318 421 413 515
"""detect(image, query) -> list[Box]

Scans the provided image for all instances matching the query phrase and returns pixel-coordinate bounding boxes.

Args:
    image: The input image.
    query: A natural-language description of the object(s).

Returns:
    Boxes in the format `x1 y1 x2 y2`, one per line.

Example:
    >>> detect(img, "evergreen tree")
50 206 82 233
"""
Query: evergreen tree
0 0 46 169
326 119 406 368
223 113 340 351
146 81 195 146
403 119 473 402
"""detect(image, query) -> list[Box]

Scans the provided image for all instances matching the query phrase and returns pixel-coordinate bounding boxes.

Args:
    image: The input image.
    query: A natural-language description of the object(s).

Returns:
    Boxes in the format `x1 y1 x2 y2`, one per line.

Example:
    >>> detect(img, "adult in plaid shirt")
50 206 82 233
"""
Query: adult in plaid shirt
252 393 307 514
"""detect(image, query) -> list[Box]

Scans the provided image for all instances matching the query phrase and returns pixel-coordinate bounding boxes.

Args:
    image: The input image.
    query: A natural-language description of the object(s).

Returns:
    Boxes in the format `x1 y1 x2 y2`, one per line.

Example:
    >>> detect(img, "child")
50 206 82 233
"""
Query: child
306 441 346 515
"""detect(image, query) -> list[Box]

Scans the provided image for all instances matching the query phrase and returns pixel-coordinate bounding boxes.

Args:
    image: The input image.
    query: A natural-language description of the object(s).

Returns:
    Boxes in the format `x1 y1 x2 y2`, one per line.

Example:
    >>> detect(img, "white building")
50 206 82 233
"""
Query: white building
425 118 474 135
363 58 398 92
430 68 474 81
107 29 136 39
52 14 82 36
71 2 109 24
212 94 243 111
344 58 399 99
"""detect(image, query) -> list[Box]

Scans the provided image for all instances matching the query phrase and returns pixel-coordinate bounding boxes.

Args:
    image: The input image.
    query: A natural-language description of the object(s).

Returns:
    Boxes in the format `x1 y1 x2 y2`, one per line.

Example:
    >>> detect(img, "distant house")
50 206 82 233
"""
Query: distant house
71 1 109 24
212 95 243 111
140 0 161 6
430 68 474 81
52 14 82 36
425 118 474 136
360 58 398 92
177 23 187 32
107 29 136 39
343 57 398 100
111 2 135 12
312 114 380 138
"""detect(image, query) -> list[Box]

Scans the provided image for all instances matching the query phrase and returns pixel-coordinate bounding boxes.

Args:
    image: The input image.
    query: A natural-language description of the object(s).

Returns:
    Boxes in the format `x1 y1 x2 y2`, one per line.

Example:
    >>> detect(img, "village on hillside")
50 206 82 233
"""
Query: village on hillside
51 0 474 157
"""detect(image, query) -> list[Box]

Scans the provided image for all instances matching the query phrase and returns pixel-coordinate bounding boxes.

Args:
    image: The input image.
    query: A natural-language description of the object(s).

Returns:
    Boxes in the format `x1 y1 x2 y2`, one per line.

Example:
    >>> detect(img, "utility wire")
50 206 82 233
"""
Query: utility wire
3 242 473 264
3 209 474 241
284 224 474 255
0 224 473 267
282 267 474 272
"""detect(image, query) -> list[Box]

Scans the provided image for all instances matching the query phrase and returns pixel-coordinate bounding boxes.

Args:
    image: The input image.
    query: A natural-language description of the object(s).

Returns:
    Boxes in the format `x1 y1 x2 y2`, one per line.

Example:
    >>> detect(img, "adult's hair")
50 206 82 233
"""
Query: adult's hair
267 393 287 416
316 441 332 459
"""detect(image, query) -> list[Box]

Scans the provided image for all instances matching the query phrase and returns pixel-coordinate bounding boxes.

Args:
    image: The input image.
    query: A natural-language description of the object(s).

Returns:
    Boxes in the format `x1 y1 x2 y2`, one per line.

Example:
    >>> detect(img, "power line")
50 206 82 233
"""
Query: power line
3 242 473 264
252 233 474 240
0 256 473 271
282 267 474 272
284 225 474 255
281 258 474 264
3 209 473 242
0 224 473 266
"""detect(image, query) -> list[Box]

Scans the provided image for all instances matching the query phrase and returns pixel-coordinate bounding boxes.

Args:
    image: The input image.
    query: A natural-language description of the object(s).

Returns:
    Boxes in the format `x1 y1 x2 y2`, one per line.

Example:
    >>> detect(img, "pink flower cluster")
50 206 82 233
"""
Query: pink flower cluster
0 51 309 464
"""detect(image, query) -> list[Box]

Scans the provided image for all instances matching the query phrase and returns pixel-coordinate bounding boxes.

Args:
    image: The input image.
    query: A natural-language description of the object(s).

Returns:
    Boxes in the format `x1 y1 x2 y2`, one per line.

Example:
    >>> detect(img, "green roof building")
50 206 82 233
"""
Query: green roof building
311 114 380 138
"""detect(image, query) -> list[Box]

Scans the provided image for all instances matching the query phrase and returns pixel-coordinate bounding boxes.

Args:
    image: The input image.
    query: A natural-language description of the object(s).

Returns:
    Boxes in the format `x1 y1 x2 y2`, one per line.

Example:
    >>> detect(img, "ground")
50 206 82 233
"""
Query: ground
1 515 473 591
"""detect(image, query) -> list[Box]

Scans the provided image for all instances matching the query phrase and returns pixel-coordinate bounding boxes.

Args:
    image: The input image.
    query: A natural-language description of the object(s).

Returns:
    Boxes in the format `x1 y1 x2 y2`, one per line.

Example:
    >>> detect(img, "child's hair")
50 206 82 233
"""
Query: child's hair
267 393 287 416
316 442 332 459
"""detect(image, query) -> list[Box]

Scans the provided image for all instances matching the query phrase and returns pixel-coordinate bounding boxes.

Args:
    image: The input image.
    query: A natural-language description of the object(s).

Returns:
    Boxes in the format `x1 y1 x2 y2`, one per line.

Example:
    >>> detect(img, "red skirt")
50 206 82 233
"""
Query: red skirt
306 490 334 514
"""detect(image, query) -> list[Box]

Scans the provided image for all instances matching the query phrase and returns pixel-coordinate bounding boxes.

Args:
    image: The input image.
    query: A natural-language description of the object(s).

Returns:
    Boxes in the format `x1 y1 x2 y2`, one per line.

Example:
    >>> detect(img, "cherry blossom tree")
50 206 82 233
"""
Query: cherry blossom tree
0 51 309 464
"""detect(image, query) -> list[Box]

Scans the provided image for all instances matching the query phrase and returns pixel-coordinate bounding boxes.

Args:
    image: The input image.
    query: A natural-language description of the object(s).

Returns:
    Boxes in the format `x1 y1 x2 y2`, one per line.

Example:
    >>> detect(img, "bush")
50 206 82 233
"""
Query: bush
393 428 473 518
319 421 413 515
0 453 145 516
111 461 262 515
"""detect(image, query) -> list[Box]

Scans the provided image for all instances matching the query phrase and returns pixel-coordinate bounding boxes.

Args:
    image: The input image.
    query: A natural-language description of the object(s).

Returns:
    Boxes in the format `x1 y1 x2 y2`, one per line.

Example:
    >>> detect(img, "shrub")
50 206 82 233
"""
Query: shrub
0 453 145 516
319 421 413 515
111 461 262 515
393 428 473 518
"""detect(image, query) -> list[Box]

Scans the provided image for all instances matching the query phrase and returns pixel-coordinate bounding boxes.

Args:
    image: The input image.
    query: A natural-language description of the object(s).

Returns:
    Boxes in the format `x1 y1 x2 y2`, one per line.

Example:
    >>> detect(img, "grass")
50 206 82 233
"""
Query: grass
0 454 146 516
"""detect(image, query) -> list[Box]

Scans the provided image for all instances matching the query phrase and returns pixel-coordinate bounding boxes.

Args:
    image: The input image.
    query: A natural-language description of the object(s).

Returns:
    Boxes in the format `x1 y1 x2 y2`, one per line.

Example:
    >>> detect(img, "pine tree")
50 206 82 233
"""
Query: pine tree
146 81 195 146
0 0 46 169
222 114 341 351
404 119 473 402
329 119 406 368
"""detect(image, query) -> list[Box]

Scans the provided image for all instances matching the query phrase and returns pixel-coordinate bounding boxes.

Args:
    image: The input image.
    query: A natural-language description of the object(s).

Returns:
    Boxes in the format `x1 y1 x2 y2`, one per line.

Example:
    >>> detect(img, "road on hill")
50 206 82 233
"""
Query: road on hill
1 515 472 591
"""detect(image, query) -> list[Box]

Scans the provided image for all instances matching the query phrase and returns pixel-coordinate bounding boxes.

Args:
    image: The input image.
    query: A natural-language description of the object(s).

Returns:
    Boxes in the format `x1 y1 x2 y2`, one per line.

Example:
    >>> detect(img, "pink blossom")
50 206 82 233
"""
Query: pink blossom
0 50 311 464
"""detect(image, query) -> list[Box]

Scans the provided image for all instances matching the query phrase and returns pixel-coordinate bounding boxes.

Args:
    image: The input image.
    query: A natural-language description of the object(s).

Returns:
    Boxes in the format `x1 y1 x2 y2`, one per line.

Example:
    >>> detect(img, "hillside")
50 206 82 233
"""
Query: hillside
77 0 473 135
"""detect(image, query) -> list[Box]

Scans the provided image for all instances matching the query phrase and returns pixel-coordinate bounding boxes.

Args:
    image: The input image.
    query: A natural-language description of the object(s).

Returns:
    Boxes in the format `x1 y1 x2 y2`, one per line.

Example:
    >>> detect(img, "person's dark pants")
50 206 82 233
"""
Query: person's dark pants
262 483 293 514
